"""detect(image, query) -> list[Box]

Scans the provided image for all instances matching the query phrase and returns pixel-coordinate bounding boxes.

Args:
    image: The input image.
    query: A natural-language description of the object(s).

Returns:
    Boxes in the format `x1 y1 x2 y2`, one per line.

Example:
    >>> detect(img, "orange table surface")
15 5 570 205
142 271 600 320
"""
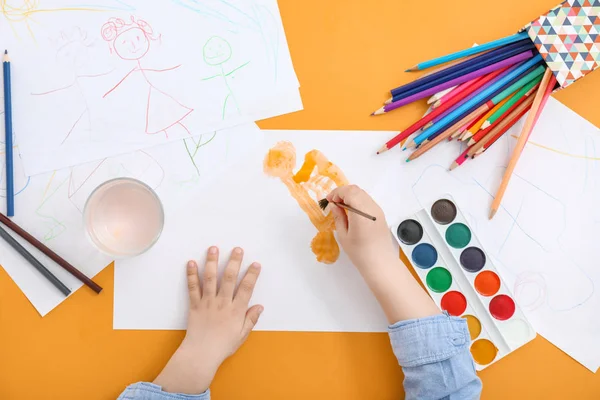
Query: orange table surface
3 0 600 399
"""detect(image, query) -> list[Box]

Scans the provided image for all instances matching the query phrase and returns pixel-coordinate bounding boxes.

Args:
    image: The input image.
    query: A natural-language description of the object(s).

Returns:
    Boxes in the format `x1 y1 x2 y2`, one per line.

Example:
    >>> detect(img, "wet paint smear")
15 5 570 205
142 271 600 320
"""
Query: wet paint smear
426 267 452 293
460 247 486 273
471 339 498 365
440 291 467 316
474 270 501 296
397 219 423 245
431 199 457 225
445 223 472 249
463 315 482 340
264 142 348 264
411 243 438 269
489 294 516 320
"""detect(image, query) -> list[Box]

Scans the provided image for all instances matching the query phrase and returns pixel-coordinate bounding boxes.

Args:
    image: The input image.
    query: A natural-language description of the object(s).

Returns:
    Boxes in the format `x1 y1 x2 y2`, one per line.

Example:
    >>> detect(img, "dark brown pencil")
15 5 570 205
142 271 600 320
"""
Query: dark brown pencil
0 212 103 293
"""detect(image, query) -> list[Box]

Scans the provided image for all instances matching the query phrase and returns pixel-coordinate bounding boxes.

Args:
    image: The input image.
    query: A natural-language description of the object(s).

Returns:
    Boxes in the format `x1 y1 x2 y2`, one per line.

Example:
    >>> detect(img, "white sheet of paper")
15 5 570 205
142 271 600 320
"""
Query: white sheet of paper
372 97 600 372
0 123 262 316
0 0 300 175
114 130 397 332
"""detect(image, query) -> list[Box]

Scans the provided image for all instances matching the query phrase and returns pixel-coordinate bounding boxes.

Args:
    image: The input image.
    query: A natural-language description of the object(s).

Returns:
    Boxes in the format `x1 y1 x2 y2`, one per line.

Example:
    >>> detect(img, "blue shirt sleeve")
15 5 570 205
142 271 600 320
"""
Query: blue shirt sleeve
388 312 482 400
117 383 210 400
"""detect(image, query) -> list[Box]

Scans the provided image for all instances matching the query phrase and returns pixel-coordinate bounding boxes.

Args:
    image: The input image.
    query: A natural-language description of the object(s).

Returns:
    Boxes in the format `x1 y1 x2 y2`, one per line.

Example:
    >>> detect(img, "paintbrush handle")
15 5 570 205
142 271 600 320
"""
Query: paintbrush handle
333 202 377 221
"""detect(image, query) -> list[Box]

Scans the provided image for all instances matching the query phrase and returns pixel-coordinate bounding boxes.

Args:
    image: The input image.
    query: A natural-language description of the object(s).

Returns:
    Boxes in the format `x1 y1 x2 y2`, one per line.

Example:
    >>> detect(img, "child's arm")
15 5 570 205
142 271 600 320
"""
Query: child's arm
326 185 482 400
117 247 262 400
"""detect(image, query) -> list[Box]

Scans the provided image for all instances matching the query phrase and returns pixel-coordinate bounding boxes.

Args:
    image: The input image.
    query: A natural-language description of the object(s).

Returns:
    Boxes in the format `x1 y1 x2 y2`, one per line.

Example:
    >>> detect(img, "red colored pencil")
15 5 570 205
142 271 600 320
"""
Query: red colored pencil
432 76 484 108
377 67 508 154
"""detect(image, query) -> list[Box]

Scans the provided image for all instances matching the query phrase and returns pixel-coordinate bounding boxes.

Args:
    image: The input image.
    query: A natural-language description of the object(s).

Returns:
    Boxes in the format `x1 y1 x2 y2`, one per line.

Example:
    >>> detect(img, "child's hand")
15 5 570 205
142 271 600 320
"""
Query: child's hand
326 185 398 276
327 185 440 324
153 247 262 395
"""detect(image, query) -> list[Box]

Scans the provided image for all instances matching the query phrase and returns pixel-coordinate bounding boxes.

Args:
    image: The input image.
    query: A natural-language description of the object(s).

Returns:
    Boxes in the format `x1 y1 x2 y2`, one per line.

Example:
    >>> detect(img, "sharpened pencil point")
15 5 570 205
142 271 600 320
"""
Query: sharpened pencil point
467 139 476 146
481 121 491 130
405 158 410 162
376 145 389 155
489 209 498 220
384 97 393 105
4 50 7 54
449 162 459 171
405 65 418 72
372 107 385 116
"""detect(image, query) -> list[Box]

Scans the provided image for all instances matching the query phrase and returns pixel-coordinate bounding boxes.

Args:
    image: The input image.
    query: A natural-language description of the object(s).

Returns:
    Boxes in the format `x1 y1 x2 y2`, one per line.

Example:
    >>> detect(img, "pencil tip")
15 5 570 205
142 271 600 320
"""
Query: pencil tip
405 158 410 163
370 112 375 116
449 162 458 171
489 209 497 220
4 50 7 54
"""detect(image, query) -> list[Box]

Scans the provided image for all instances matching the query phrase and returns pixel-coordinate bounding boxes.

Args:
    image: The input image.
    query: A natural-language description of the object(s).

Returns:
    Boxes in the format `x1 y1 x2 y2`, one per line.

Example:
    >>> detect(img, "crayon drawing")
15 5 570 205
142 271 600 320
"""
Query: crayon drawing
183 132 217 177
264 141 348 264
1 0 135 41
201 36 249 119
31 27 114 145
101 16 193 138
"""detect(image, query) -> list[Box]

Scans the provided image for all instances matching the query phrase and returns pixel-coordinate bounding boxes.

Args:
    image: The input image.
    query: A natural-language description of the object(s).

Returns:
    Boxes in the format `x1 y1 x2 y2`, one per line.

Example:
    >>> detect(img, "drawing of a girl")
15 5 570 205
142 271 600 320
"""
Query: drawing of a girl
101 16 193 137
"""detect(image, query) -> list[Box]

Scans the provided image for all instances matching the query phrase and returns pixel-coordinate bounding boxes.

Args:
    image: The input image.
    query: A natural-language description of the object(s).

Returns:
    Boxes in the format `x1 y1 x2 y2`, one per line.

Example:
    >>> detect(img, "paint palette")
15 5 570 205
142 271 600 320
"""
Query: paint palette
392 196 536 370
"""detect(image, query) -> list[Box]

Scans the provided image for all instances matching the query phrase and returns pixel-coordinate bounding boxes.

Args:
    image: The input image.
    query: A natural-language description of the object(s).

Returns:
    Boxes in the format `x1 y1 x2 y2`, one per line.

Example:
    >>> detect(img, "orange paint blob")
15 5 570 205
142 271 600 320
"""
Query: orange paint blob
264 142 349 264
470 339 498 365
462 315 482 340
474 270 501 296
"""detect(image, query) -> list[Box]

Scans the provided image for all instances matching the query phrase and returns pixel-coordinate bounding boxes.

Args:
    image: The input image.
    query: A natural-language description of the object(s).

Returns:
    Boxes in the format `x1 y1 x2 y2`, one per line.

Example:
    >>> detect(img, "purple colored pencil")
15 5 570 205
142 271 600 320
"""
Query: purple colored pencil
375 50 534 115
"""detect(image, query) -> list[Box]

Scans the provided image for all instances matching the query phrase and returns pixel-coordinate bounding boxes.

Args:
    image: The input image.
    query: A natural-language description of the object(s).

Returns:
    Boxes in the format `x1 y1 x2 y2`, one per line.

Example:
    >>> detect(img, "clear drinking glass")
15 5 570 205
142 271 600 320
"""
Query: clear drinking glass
83 178 164 258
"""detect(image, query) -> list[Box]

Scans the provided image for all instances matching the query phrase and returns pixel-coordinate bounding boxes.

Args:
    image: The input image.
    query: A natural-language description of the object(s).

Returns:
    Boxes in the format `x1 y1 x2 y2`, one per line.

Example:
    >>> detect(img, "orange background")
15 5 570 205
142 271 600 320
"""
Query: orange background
2 0 600 398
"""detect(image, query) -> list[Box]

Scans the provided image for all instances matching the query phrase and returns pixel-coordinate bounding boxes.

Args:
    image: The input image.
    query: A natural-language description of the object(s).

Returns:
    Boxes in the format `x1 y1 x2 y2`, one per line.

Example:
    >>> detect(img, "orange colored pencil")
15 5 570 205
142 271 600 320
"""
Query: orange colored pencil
460 96 511 141
489 69 556 219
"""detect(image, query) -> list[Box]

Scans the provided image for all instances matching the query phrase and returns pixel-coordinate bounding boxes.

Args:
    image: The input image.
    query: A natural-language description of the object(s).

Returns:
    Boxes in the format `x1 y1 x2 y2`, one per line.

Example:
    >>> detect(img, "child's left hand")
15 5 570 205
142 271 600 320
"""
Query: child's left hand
153 246 263 395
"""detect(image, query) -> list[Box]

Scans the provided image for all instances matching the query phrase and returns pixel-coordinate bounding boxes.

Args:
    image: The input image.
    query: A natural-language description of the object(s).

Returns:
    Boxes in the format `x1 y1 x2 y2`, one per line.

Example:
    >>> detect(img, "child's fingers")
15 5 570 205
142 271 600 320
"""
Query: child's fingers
186 260 201 309
234 262 261 307
241 304 264 339
327 184 365 207
202 246 219 298
219 247 243 299
329 203 348 233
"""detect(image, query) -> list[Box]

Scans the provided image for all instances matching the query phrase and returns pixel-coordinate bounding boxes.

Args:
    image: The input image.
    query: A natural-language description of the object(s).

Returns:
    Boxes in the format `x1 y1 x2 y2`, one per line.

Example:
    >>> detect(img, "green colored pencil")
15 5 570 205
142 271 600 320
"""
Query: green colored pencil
488 65 545 107
481 75 543 129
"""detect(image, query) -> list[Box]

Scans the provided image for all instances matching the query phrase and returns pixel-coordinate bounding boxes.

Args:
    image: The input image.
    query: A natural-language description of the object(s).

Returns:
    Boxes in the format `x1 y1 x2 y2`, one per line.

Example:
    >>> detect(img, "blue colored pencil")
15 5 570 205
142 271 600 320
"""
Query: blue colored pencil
407 54 543 147
3 50 14 217
406 32 531 72
391 39 533 98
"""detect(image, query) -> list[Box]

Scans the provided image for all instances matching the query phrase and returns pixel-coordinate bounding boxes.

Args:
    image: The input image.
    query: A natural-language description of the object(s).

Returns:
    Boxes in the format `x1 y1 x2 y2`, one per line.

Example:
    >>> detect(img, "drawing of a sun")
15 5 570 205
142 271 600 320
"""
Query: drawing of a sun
1 0 38 22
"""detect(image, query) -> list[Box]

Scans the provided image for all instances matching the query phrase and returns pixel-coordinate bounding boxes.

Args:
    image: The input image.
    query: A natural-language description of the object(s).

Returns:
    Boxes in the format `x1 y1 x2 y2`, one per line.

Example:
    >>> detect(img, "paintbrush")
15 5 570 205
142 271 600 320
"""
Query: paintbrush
318 199 377 221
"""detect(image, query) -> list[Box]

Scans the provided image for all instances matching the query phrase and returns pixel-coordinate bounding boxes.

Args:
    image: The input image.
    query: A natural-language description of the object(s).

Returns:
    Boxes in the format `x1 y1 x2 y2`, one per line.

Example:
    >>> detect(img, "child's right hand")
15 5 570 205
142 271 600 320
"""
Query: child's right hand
326 185 398 278
328 185 440 323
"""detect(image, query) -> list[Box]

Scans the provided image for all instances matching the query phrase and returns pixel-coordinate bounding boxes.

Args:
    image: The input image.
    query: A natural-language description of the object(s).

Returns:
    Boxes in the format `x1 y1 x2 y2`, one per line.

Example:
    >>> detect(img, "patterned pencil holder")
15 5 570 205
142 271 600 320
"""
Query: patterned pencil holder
521 0 600 89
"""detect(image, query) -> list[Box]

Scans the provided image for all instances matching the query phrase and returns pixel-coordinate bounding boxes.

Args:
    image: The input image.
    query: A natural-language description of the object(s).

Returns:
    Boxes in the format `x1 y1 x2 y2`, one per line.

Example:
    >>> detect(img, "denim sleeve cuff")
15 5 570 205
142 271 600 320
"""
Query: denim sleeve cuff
118 382 210 400
388 312 471 368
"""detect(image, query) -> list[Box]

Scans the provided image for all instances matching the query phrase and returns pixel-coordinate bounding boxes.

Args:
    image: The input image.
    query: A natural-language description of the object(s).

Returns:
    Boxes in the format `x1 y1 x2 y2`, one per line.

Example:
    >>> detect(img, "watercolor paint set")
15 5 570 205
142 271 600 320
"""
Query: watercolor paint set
392 196 536 370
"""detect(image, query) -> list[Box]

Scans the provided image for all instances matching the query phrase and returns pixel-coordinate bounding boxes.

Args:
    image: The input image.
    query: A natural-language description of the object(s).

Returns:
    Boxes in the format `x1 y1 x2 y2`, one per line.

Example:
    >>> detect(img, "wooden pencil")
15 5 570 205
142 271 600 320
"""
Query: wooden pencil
373 51 534 115
0 212 103 293
480 77 541 129
3 50 14 217
467 95 535 156
408 55 542 147
0 225 71 296
489 68 555 219
390 40 533 99
474 101 534 155
450 147 472 170
406 103 490 161
406 32 530 71
376 67 508 154
460 96 512 141
432 76 484 108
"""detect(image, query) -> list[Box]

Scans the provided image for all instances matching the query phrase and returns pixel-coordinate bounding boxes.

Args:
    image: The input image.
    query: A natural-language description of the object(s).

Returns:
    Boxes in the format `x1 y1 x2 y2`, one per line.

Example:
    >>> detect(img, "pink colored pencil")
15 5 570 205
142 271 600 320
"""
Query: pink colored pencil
449 147 471 170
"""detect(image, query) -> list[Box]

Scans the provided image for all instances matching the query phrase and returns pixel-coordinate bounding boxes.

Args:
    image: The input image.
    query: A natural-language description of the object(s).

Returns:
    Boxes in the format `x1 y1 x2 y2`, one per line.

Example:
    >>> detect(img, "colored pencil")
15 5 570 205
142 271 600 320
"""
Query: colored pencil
0 212 103 293
427 86 456 105
408 54 542 147
468 95 535 156
420 49 486 78
376 67 508 153
480 77 542 129
451 116 480 140
406 103 490 161
373 51 534 115
0 225 71 296
474 104 532 156
406 32 530 71
489 68 555 219
459 67 541 143
450 147 472 170
390 40 532 98
432 76 484 108
3 50 14 217
388 41 533 105
460 96 511 140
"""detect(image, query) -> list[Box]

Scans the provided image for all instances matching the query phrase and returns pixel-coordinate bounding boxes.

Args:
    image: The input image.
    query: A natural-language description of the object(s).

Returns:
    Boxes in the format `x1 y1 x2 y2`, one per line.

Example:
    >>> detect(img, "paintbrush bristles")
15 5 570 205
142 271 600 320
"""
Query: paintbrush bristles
318 198 330 211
